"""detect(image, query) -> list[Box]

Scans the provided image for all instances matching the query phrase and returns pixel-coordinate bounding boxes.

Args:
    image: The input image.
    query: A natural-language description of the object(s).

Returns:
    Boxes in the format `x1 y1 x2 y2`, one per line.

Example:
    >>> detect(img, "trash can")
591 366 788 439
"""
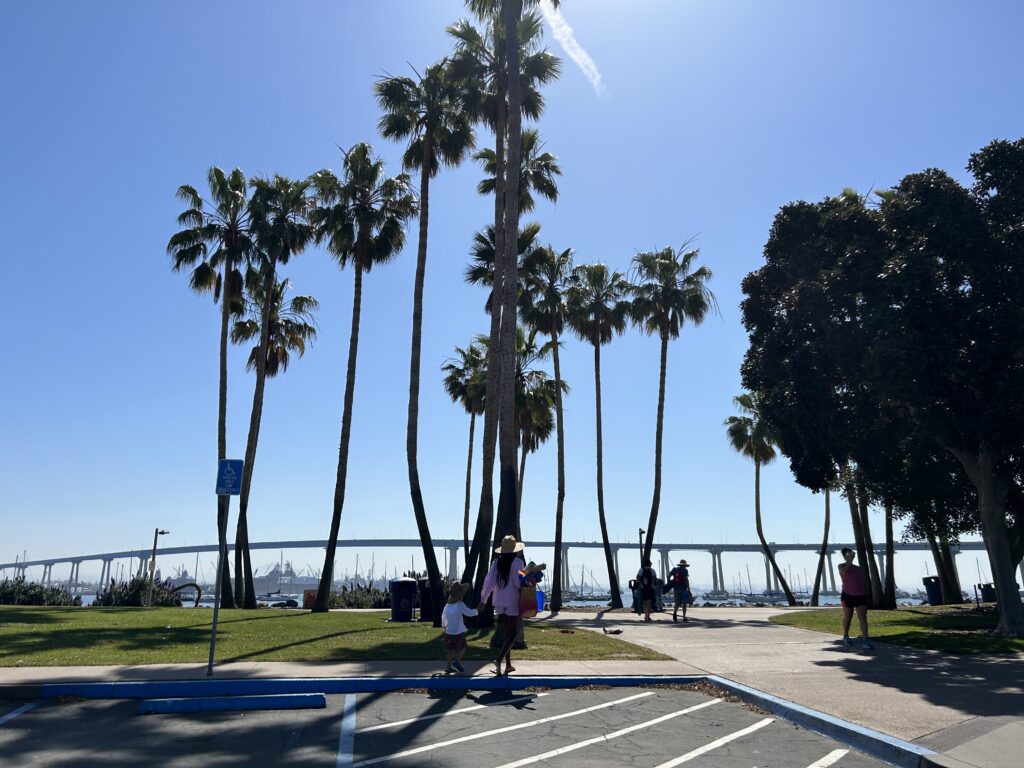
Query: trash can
977 583 997 602
536 589 545 613
417 578 435 623
922 576 942 606
389 577 417 622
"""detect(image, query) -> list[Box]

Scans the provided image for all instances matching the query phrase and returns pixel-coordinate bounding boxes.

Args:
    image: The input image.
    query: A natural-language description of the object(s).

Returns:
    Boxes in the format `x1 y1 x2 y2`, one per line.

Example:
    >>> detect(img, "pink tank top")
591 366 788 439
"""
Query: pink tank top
840 563 867 596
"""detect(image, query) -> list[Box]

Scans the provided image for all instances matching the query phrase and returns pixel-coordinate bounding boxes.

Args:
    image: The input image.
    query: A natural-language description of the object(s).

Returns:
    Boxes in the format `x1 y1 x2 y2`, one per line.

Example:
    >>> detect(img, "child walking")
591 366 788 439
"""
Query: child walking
442 582 477 673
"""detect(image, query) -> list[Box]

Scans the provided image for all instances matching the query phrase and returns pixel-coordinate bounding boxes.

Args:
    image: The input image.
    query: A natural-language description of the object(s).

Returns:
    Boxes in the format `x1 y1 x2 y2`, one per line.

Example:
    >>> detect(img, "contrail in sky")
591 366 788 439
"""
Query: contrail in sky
540 0 606 97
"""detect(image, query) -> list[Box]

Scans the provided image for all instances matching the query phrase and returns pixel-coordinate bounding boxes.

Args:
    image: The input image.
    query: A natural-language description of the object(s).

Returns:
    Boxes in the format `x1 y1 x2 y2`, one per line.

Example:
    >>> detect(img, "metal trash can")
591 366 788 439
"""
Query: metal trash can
922 576 943 606
389 577 417 622
417 578 435 623
977 583 997 603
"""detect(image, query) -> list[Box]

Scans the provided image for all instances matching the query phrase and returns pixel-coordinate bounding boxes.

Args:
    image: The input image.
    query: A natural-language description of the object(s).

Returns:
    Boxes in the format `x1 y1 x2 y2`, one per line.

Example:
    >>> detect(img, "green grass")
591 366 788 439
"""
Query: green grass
0 607 668 666
771 605 1024 654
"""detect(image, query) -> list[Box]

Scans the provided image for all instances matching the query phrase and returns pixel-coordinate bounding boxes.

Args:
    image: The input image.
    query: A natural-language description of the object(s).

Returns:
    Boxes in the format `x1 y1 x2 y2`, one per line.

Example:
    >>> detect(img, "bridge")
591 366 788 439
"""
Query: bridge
0 538 994 593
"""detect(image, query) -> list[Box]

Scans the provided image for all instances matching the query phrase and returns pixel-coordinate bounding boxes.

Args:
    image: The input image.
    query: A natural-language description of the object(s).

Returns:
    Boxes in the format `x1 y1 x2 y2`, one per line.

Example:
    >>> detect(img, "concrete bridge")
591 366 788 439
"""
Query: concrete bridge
0 538 994 592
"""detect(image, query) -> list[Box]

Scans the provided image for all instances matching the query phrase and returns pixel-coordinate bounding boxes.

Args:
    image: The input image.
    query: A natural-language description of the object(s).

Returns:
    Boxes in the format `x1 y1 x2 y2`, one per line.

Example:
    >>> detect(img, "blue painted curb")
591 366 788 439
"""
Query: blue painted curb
705 675 935 768
139 693 326 715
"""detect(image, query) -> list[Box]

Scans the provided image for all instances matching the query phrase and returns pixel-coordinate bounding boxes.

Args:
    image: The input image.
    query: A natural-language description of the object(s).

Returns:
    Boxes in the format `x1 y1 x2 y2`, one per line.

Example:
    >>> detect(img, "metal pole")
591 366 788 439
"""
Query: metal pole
207 537 226 676
147 528 159 607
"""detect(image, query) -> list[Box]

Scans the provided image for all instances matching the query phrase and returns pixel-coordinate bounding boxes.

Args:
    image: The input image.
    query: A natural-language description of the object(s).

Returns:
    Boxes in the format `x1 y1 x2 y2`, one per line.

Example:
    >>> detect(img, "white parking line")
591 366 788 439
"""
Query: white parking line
492 698 722 768
0 703 37 726
351 691 654 767
807 748 849 767
336 695 357 768
355 693 549 733
651 717 774 767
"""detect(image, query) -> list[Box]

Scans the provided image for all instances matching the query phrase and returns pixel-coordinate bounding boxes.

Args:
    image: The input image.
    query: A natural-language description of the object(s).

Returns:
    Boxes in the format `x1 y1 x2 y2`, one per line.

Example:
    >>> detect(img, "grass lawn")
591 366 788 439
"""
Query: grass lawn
0 607 667 667
771 605 1024 654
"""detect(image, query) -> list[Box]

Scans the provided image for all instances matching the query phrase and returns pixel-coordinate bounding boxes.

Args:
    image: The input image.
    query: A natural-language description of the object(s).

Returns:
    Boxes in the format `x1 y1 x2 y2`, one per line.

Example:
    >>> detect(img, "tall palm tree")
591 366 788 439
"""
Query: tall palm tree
235 175 313 608
376 59 475 622
167 167 252 609
464 221 543 314
629 246 716 561
231 277 318 376
309 144 416 613
565 263 631 608
475 128 560 213
522 244 572 611
724 392 797 605
442 343 487 556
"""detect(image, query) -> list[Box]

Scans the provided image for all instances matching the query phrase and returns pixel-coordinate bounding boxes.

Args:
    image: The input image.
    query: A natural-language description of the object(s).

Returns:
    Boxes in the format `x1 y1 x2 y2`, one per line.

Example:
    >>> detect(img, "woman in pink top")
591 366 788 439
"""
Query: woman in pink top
838 547 873 650
479 535 526 676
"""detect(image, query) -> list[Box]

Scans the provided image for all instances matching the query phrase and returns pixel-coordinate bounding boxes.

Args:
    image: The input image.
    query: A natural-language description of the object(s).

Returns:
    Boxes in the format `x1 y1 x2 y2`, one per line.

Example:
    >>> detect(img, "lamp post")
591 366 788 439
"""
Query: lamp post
147 528 170 606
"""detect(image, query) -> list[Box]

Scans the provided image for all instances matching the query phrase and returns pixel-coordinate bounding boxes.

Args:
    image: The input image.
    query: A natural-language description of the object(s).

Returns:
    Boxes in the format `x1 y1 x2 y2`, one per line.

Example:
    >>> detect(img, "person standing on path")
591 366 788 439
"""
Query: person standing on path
442 582 477 674
666 559 692 622
838 547 873 649
480 535 525 676
637 558 657 621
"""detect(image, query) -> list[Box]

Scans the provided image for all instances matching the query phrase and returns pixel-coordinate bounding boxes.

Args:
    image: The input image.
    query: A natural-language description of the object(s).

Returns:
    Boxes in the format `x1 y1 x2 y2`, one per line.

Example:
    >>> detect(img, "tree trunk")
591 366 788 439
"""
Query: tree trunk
753 459 796 605
516 435 527 523
216 256 235 609
550 329 566 612
855 482 885 607
463 412 475 558
883 501 896 609
593 341 623 608
642 330 669 562
235 255 277 609
406 133 445 627
926 527 953 603
939 536 963 601
313 250 366 613
844 475 870 583
811 487 830 606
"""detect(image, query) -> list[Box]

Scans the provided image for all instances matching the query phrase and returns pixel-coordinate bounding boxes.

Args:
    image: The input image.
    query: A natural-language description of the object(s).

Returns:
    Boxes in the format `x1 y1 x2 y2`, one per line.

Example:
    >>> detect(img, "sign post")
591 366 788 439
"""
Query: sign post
208 459 243 676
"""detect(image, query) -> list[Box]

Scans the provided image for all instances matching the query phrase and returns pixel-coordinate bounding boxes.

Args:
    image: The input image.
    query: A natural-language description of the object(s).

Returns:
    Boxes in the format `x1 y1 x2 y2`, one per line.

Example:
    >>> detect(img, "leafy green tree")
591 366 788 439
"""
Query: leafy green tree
628 246 716 561
167 167 252 609
724 393 797 605
442 343 487 556
236 175 313 608
565 263 630 608
309 144 416 614
377 59 475 623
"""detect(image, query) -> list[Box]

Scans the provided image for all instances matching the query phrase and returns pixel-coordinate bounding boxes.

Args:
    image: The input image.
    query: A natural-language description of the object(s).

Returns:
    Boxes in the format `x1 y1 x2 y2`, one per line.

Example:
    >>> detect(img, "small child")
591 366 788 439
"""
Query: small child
441 582 478 674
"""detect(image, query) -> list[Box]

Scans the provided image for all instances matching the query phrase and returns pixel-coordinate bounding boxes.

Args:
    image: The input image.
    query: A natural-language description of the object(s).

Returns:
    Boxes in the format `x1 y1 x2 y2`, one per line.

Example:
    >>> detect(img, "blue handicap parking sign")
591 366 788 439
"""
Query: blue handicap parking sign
216 459 244 495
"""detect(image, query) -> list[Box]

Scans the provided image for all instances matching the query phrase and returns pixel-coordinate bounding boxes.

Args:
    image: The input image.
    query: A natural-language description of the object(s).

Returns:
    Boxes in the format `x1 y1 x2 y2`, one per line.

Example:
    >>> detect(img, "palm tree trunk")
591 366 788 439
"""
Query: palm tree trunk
235 255 277 609
463 412 475 558
594 341 623 608
516 436 527 523
406 140 445 626
217 257 235 609
495 0 524 548
753 459 796 605
550 329 566 612
642 331 669 561
313 252 365 613
843 469 870 584
883 501 896 609
811 487 830 606
855 482 885 607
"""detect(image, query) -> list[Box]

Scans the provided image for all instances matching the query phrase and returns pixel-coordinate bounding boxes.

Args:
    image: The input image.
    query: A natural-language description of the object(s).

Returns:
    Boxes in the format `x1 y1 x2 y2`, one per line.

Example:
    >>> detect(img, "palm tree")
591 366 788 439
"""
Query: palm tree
565 263 631 608
231 277 318 377
475 128 560 213
377 60 476 622
309 144 416 613
167 167 252 609
522 244 572 611
442 343 487 556
724 392 797 605
629 246 716 561
235 175 313 608
464 221 543 314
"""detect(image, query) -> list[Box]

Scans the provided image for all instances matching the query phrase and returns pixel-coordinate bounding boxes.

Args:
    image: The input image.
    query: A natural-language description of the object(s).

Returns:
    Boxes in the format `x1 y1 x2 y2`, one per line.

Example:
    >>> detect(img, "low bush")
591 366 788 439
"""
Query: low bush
0 576 81 606
93 576 182 607
328 584 390 609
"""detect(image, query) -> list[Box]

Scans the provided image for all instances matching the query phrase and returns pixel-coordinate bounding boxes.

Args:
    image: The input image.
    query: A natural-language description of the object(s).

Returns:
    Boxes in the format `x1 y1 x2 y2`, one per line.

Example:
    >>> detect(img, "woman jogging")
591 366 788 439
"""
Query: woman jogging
479 535 526 676
838 547 873 649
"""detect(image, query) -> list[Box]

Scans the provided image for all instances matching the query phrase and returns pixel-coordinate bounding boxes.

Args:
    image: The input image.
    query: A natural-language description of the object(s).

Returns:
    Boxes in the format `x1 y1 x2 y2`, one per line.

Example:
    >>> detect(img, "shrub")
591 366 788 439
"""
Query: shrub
328 584 391 609
0 576 81 606
93 576 182 607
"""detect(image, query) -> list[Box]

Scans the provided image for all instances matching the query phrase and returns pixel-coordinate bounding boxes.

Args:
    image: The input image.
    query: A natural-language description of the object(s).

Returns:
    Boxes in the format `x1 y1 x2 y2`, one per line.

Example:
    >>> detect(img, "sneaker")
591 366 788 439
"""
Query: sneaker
862 640 874 650
841 635 853 646
444 666 455 674
452 660 464 673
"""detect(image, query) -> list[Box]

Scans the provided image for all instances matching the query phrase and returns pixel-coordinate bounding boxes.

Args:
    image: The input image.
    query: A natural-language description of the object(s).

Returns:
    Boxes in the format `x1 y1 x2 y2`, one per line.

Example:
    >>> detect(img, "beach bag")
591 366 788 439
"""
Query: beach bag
519 584 538 618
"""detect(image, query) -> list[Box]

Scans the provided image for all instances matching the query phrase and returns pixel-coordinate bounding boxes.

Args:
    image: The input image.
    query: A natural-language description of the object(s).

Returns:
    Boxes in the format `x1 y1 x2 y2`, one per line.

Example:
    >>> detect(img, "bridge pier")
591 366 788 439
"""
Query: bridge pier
561 547 570 592
710 552 719 591
716 552 725 593
658 549 670 582
763 555 771 594
447 545 459 581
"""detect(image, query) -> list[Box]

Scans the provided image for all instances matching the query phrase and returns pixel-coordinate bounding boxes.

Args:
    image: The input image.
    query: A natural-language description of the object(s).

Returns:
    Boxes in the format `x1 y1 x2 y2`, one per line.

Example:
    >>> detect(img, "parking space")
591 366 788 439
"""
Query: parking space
0 687 891 767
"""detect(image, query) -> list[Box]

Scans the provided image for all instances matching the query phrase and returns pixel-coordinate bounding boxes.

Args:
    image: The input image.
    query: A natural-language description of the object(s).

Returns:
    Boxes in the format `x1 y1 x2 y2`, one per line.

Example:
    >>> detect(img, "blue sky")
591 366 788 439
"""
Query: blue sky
2 1 1021 590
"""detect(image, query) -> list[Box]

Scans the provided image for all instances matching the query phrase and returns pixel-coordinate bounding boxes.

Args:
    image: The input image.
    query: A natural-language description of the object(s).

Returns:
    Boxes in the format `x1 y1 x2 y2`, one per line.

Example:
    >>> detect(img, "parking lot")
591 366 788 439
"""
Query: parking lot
1 686 890 767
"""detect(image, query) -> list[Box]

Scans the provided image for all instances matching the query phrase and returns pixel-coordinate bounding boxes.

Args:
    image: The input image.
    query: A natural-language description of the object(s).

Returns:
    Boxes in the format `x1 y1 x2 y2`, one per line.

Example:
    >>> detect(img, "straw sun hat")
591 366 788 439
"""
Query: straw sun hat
447 582 470 604
494 535 525 555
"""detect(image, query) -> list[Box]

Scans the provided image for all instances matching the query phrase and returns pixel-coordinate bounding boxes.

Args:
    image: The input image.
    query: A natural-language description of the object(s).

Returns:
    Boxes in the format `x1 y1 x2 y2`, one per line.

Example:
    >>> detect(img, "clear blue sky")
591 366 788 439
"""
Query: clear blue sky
2 1 1021 589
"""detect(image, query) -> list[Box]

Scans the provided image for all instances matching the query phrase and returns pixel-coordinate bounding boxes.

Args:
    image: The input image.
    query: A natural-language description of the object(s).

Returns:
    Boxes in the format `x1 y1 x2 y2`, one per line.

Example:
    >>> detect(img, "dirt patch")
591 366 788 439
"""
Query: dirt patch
647 682 769 715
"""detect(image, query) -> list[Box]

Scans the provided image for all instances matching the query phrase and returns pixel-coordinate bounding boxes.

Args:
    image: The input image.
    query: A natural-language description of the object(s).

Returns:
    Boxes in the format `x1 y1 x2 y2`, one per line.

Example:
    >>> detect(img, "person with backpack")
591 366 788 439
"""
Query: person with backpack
666 559 692 622
636 558 657 621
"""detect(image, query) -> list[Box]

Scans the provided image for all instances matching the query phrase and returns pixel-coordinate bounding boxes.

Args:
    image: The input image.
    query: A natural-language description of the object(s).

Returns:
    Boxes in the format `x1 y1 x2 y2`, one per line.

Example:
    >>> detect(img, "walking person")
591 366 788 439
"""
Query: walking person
479 535 525 676
666 559 692 622
838 547 873 649
637 558 657 621
442 582 477 674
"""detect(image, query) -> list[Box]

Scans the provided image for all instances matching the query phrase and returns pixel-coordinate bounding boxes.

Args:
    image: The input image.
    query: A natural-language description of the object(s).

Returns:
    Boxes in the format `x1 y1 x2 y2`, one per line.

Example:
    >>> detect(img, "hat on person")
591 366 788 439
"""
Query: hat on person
677 559 689 567
494 535 525 554
447 582 470 604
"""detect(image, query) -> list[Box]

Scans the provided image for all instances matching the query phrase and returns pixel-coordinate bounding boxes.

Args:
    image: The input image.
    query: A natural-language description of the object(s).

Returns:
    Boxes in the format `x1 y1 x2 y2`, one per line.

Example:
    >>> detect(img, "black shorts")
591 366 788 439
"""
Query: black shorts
640 587 655 602
841 592 867 608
